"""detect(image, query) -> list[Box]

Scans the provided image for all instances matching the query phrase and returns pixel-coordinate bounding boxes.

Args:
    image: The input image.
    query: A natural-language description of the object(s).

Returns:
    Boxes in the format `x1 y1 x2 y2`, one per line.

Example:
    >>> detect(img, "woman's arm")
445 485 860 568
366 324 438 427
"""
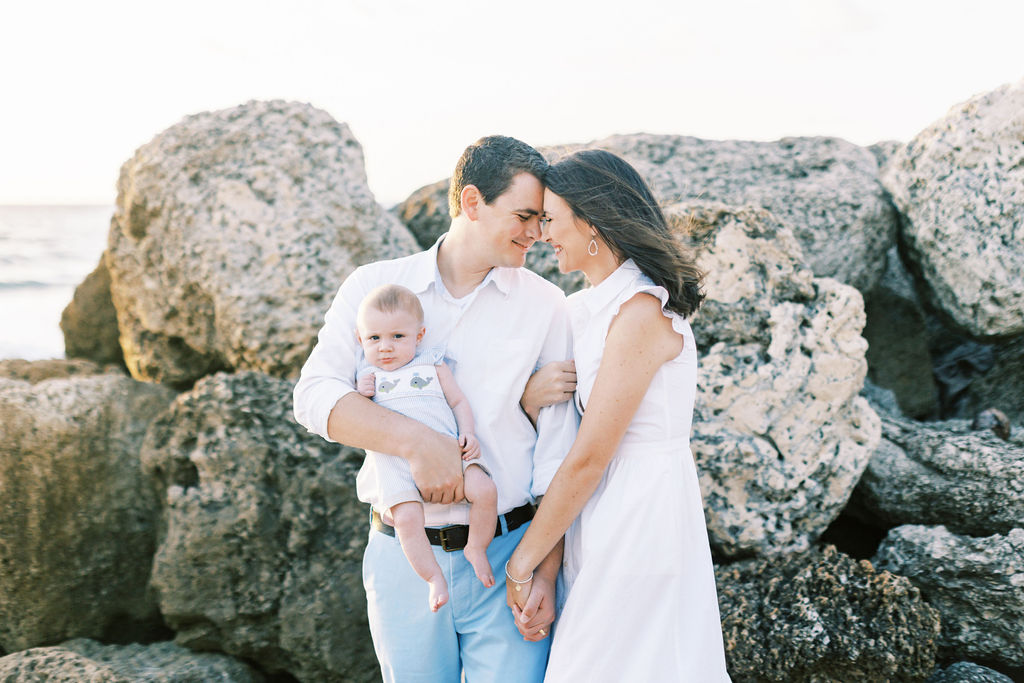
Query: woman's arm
506 293 683 588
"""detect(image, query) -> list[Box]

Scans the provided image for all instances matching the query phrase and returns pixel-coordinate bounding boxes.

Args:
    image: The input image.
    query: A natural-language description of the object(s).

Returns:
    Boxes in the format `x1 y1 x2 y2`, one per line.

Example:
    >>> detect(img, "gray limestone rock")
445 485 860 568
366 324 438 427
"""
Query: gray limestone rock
848 416 1024 536
106 100 418 387
0 373 175 651
869 139 904 170
926 661 1015 683
956 335 1024 424
716 545 940 682
0 358 113 383
60 250 124 368
874 525 1024 668
141 371 376 682
670 203 881 557
0 638 264 682
881 78 1024 338
577 133 899 293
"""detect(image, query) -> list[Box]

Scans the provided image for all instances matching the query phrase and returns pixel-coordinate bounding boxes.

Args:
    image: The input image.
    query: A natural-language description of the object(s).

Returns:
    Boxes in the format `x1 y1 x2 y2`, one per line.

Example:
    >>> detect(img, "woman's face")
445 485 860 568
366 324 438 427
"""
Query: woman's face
541 189 596 274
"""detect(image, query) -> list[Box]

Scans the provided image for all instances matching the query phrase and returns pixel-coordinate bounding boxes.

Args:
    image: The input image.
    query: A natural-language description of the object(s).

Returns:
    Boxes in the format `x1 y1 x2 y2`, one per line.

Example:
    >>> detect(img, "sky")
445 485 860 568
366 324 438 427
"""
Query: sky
1 0 1022 207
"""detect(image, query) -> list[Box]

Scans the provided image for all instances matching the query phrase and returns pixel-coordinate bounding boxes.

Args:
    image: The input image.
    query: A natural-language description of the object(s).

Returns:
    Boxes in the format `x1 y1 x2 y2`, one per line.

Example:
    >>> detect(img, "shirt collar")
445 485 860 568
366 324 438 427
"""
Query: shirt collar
405 234 445 295
582 258 642 313
409 233 515 299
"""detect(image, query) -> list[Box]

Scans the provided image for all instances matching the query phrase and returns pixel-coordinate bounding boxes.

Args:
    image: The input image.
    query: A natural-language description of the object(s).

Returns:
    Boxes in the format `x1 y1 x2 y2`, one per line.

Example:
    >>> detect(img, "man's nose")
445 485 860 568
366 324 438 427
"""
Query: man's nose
525 216 542 241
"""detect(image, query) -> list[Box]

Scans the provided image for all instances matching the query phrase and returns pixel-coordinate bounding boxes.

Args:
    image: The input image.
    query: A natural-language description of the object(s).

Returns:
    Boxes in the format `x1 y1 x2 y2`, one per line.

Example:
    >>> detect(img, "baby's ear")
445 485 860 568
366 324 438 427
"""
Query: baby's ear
355 329 363 343
417 327 426 343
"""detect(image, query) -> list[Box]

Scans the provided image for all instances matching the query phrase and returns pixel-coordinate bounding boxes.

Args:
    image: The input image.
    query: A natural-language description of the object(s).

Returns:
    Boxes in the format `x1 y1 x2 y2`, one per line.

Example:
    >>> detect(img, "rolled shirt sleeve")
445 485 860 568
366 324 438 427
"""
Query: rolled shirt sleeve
530 288 580 498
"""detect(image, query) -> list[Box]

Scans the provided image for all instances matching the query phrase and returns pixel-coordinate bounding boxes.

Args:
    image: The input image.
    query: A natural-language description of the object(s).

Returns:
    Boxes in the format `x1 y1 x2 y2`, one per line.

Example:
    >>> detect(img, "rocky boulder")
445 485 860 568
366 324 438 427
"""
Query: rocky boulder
393 178 587 295
716 545 941 682
581 133 898 293
874 525 1024 668
0 638 264 682
848 416 1024 536
926 662 1015 683
0 358 112 383
141 371 376 682
672 203 881 557
106 99 419 387
60 250 124 368
881 78 1024 338
0 372 175 651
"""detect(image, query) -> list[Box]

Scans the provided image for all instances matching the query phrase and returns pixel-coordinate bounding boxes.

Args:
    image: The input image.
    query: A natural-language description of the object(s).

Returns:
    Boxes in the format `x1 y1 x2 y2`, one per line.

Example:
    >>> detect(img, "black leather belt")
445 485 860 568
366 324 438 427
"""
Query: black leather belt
370 502 536 552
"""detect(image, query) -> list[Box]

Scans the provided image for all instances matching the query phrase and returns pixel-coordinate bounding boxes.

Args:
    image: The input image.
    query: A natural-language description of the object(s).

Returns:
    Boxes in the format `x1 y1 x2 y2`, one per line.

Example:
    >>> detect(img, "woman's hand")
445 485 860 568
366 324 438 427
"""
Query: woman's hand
510 571 555 641
520 360 576 426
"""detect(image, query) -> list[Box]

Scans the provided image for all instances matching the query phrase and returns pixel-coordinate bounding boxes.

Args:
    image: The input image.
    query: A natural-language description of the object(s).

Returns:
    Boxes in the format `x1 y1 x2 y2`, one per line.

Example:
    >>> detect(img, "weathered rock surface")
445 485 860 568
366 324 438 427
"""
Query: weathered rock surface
881 78 1024 337
956 335 1024 424
0 638 265 682
868 139 904 170
60 252 124 368
141 371 376 682
0 373 176 651
926 662 1016 683
106 99 418 387
848 416 1024 536
874 525 1024 668
671 203 880 557
393 178 587 294
863 246 939 419
0 358 113 383
716 545 940 682
581 133 898 293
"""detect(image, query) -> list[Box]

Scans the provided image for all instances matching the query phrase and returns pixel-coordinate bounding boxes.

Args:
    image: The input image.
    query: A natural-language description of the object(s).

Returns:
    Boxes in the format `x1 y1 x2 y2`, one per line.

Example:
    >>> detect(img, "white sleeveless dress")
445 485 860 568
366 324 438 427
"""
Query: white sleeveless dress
545 259 730 682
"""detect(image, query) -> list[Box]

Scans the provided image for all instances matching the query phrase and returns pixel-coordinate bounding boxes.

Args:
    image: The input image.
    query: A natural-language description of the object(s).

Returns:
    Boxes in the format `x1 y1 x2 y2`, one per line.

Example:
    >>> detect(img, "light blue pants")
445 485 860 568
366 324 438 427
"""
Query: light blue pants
362 516 550 683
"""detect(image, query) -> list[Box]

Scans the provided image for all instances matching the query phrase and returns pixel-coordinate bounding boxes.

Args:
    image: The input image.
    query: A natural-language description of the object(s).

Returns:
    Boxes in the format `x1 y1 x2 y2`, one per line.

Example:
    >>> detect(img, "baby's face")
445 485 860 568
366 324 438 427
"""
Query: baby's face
356 306 424 371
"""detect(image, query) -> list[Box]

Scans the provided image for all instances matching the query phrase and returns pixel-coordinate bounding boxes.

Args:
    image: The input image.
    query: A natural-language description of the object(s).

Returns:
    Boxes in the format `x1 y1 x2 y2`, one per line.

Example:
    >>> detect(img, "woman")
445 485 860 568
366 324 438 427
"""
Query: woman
506 150 730 681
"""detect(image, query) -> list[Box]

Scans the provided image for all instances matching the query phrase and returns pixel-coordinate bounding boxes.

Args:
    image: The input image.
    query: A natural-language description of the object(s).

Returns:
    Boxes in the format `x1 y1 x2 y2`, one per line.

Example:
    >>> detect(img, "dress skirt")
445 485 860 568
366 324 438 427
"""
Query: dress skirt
545 438 730 682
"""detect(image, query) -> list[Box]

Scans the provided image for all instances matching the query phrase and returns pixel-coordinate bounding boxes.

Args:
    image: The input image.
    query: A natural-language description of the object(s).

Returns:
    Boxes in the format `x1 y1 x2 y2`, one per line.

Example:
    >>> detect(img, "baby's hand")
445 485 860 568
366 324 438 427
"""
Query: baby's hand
460 434 481 461
357 373 376 398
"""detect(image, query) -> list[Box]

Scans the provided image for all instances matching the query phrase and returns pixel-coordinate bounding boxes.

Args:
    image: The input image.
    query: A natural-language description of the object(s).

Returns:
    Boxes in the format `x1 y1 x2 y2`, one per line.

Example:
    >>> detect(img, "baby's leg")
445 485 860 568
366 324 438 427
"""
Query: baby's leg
462 464 497 588
391 501 449 612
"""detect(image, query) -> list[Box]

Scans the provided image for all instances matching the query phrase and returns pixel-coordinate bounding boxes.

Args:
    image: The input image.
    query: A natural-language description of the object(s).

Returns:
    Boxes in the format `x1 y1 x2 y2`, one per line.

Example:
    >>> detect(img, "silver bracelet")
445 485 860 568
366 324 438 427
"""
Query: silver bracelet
505 561 534 592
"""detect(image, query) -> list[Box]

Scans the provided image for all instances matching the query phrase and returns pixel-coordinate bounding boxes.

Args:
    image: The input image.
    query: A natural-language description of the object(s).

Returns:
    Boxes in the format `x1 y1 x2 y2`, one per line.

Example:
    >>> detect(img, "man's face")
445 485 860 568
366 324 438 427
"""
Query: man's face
474 172 544 268
356 306 424 371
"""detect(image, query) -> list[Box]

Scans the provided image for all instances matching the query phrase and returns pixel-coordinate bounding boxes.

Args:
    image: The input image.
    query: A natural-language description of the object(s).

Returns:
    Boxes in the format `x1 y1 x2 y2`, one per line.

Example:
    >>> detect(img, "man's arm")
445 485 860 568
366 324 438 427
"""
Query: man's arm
529 290 580 499
327 393 465 504
293 265 464 503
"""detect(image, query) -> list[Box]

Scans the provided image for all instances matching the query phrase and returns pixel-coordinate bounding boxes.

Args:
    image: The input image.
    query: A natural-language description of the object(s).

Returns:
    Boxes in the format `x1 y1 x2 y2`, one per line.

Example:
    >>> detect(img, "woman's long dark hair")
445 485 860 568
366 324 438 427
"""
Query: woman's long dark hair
544 149 705 317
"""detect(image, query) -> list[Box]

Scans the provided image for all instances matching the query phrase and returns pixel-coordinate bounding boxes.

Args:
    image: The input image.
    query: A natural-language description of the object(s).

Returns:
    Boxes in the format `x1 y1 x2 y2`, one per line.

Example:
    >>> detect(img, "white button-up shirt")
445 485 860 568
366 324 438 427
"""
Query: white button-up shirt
293 237 579 526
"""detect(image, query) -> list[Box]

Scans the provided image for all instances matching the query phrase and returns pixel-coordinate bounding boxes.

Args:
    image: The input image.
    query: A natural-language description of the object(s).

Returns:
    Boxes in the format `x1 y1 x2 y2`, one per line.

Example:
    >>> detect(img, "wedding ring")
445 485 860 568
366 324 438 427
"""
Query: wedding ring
539 629 546 636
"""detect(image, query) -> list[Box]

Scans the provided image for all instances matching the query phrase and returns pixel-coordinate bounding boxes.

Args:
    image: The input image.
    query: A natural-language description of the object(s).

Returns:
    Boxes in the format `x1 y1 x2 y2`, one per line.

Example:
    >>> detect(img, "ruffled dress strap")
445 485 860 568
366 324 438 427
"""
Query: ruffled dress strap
609 265 693 357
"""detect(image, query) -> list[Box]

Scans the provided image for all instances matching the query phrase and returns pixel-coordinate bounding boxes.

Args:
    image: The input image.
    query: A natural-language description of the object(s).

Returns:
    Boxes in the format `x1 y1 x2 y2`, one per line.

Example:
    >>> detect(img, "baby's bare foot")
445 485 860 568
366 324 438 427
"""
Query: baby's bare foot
428 575 449 612
464 546 495 588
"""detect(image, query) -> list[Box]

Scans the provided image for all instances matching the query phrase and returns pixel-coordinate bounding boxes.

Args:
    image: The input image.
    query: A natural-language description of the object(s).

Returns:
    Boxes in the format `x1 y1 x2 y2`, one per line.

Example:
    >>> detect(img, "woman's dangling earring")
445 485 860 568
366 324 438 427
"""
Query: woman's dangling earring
587 237 599 256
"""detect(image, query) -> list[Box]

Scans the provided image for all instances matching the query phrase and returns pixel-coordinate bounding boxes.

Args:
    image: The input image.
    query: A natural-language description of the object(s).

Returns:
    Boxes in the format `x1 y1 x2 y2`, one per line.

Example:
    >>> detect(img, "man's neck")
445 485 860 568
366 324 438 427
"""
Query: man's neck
436 225 493 299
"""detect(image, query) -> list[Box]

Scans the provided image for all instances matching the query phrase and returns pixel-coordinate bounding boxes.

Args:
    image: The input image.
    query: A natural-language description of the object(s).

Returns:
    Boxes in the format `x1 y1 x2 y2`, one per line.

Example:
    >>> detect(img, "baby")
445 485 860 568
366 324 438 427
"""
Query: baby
354 284 497 612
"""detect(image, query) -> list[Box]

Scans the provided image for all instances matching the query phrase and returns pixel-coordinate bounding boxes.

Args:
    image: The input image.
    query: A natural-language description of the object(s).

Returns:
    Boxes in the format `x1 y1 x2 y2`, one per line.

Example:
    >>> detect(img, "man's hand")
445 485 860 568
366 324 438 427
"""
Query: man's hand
357 373 376 397
409 431 465 504
460 433 481 460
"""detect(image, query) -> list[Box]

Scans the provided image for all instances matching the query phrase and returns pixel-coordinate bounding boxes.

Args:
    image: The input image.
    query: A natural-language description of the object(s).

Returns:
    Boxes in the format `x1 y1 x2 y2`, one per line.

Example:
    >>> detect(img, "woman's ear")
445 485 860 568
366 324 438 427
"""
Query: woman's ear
461 184 482 221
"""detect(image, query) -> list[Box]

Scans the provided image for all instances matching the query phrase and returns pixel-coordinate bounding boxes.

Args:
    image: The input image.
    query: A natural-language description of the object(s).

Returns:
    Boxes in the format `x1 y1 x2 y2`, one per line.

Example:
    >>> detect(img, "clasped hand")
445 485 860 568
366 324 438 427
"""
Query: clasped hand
505 565 554 641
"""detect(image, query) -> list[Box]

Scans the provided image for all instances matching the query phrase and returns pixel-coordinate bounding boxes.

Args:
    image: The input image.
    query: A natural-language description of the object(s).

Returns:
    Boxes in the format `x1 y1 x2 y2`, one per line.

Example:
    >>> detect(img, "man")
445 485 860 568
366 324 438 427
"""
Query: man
293 136 578 682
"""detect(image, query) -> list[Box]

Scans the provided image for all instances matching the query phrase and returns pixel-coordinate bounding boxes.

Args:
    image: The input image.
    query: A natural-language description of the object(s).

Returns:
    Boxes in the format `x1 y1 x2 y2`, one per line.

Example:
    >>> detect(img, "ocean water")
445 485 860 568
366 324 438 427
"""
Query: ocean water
0 205 112 360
